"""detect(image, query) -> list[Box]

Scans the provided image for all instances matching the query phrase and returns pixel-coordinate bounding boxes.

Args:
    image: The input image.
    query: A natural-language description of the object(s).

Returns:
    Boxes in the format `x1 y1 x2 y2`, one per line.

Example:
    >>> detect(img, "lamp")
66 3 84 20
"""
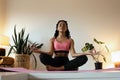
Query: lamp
111 51 120 68
0 35 9 56
0 35 14 67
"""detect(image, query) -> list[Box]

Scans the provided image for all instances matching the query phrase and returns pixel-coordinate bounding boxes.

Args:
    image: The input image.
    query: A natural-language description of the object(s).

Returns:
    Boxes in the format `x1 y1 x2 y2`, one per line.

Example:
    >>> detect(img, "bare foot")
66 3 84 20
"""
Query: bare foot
46 65 64 71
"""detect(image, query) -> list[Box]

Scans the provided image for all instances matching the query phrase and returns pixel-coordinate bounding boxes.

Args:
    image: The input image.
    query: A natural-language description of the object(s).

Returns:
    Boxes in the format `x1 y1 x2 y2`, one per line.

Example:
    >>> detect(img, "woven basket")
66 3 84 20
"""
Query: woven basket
14 54 30 69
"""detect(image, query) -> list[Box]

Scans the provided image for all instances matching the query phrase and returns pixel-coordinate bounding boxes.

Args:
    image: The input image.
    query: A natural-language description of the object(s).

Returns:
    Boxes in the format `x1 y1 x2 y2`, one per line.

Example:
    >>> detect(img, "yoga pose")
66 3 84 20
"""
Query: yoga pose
34 20 96 71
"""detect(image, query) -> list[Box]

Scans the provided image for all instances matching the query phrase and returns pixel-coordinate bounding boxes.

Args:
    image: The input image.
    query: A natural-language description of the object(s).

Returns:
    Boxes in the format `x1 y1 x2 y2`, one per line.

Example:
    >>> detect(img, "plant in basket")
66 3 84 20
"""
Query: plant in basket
7 25 43 69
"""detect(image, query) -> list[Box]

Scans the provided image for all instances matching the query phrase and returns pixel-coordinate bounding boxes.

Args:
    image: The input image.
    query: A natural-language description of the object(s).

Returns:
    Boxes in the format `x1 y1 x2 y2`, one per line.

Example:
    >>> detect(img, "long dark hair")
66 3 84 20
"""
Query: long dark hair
54 20 71 39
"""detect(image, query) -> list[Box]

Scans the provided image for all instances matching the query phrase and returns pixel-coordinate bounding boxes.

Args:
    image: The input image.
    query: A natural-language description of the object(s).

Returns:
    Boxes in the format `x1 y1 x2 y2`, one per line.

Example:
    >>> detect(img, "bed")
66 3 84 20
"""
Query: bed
0 68 120 80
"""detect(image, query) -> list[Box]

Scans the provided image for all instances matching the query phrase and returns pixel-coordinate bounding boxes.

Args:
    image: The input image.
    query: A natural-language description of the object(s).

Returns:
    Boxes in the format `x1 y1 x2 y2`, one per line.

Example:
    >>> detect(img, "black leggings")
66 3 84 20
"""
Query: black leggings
39 53 88 70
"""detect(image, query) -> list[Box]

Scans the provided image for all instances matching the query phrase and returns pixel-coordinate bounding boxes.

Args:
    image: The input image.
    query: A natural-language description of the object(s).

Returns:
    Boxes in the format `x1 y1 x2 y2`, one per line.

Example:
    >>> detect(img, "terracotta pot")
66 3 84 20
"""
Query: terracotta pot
14 54 30 69
95 62 102 70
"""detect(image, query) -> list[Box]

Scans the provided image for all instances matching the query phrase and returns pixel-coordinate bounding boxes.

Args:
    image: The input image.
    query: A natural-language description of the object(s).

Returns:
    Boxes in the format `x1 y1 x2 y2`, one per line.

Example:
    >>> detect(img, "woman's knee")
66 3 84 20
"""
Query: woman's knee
39 53 52 65
77 55 88 64
39 53 45 64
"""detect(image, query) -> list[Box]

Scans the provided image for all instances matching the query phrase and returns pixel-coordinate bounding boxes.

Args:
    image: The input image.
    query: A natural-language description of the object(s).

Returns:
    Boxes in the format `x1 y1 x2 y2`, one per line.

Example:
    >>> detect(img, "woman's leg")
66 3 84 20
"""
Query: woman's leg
39 53 64 71
39 53 52 65
64 55 88 70
40 54 88 71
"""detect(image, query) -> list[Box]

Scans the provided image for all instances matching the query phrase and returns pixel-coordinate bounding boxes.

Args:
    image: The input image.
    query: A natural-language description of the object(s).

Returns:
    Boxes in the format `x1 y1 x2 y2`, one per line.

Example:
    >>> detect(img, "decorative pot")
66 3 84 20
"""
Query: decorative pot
95 62 102 70
14 54 30 69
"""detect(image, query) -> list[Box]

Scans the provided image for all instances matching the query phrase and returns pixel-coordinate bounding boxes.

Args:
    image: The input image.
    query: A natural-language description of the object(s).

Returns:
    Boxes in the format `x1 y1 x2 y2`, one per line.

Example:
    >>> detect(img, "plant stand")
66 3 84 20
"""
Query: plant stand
14 54 30 69
95 62 102 70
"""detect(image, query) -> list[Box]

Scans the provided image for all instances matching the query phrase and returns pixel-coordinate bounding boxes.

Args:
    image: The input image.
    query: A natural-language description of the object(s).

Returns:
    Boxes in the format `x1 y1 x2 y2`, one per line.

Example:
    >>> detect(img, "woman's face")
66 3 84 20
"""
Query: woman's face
57 21 67 32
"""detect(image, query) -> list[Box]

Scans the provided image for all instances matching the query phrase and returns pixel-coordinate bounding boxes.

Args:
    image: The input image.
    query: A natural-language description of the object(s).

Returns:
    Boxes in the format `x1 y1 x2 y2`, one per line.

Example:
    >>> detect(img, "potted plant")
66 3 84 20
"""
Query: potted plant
81 38 109 70
7 25 43 69
24 41 43 69
7 25 29 55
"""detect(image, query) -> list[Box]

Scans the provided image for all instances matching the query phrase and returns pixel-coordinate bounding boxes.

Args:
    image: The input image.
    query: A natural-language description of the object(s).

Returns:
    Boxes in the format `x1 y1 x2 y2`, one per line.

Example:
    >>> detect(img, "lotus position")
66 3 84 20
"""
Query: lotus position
34 20 96 71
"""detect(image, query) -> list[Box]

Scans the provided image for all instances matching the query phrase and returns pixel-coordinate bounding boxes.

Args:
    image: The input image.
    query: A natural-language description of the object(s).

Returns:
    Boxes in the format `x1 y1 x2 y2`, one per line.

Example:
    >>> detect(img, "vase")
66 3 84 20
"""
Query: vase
14 54 30 69
95 62 102 70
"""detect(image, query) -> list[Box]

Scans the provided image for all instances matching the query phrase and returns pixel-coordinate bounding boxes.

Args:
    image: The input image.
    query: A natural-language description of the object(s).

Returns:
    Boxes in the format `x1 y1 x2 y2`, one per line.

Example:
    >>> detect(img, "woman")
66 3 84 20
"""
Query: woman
34 20 95 71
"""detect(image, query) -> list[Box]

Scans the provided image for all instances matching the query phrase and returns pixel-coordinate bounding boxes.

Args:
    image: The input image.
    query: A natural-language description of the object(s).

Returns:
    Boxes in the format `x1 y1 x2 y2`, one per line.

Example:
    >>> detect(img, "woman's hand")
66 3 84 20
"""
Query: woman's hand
32 47 41 53
89 48 101 55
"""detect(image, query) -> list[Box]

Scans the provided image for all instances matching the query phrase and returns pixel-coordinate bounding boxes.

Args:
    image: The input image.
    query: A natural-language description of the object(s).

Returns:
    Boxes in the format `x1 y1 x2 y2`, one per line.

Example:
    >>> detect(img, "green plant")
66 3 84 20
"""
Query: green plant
7 25 44 69
24 41 43 55
81 38 109 62
25 41 43 69
7 25 29 56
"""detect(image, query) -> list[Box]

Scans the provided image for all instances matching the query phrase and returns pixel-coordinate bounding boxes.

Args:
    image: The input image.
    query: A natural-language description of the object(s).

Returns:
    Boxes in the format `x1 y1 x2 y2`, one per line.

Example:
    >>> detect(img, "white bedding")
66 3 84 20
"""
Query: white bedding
0 68 120 80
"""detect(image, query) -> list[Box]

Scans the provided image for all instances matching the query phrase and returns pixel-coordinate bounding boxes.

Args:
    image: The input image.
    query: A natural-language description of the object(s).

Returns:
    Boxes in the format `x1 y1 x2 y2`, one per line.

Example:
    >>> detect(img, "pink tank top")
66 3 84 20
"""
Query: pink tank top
53 39 71 51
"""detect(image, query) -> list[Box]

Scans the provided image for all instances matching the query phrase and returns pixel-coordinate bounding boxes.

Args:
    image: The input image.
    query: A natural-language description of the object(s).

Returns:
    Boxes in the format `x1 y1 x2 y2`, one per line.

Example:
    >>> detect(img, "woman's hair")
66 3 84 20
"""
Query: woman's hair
54 20 71 38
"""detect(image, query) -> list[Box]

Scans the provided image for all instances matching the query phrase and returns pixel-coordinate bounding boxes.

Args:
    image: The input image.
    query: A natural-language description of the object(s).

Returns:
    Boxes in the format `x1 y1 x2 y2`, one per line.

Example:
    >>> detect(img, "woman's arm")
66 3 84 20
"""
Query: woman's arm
69 38 95 58
33 38 54 56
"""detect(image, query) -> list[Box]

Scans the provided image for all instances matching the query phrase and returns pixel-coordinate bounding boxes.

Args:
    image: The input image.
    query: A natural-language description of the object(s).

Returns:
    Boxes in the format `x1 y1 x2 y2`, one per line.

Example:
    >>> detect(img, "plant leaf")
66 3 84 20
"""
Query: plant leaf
105 45 109 52
94 38 104 44
36 43 44 48
31 54 37 69
14 25 17 44
101 54 106 62
7 46 14 57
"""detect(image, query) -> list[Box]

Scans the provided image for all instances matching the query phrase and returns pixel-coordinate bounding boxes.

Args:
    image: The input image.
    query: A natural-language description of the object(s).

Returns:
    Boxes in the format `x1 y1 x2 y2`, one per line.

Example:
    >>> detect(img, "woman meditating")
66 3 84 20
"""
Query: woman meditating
34 20 96 71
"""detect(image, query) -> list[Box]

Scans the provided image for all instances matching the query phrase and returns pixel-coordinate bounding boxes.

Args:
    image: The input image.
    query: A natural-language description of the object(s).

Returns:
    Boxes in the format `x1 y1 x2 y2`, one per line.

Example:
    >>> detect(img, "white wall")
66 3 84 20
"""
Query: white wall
3 0 120 70
0 0 6 34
